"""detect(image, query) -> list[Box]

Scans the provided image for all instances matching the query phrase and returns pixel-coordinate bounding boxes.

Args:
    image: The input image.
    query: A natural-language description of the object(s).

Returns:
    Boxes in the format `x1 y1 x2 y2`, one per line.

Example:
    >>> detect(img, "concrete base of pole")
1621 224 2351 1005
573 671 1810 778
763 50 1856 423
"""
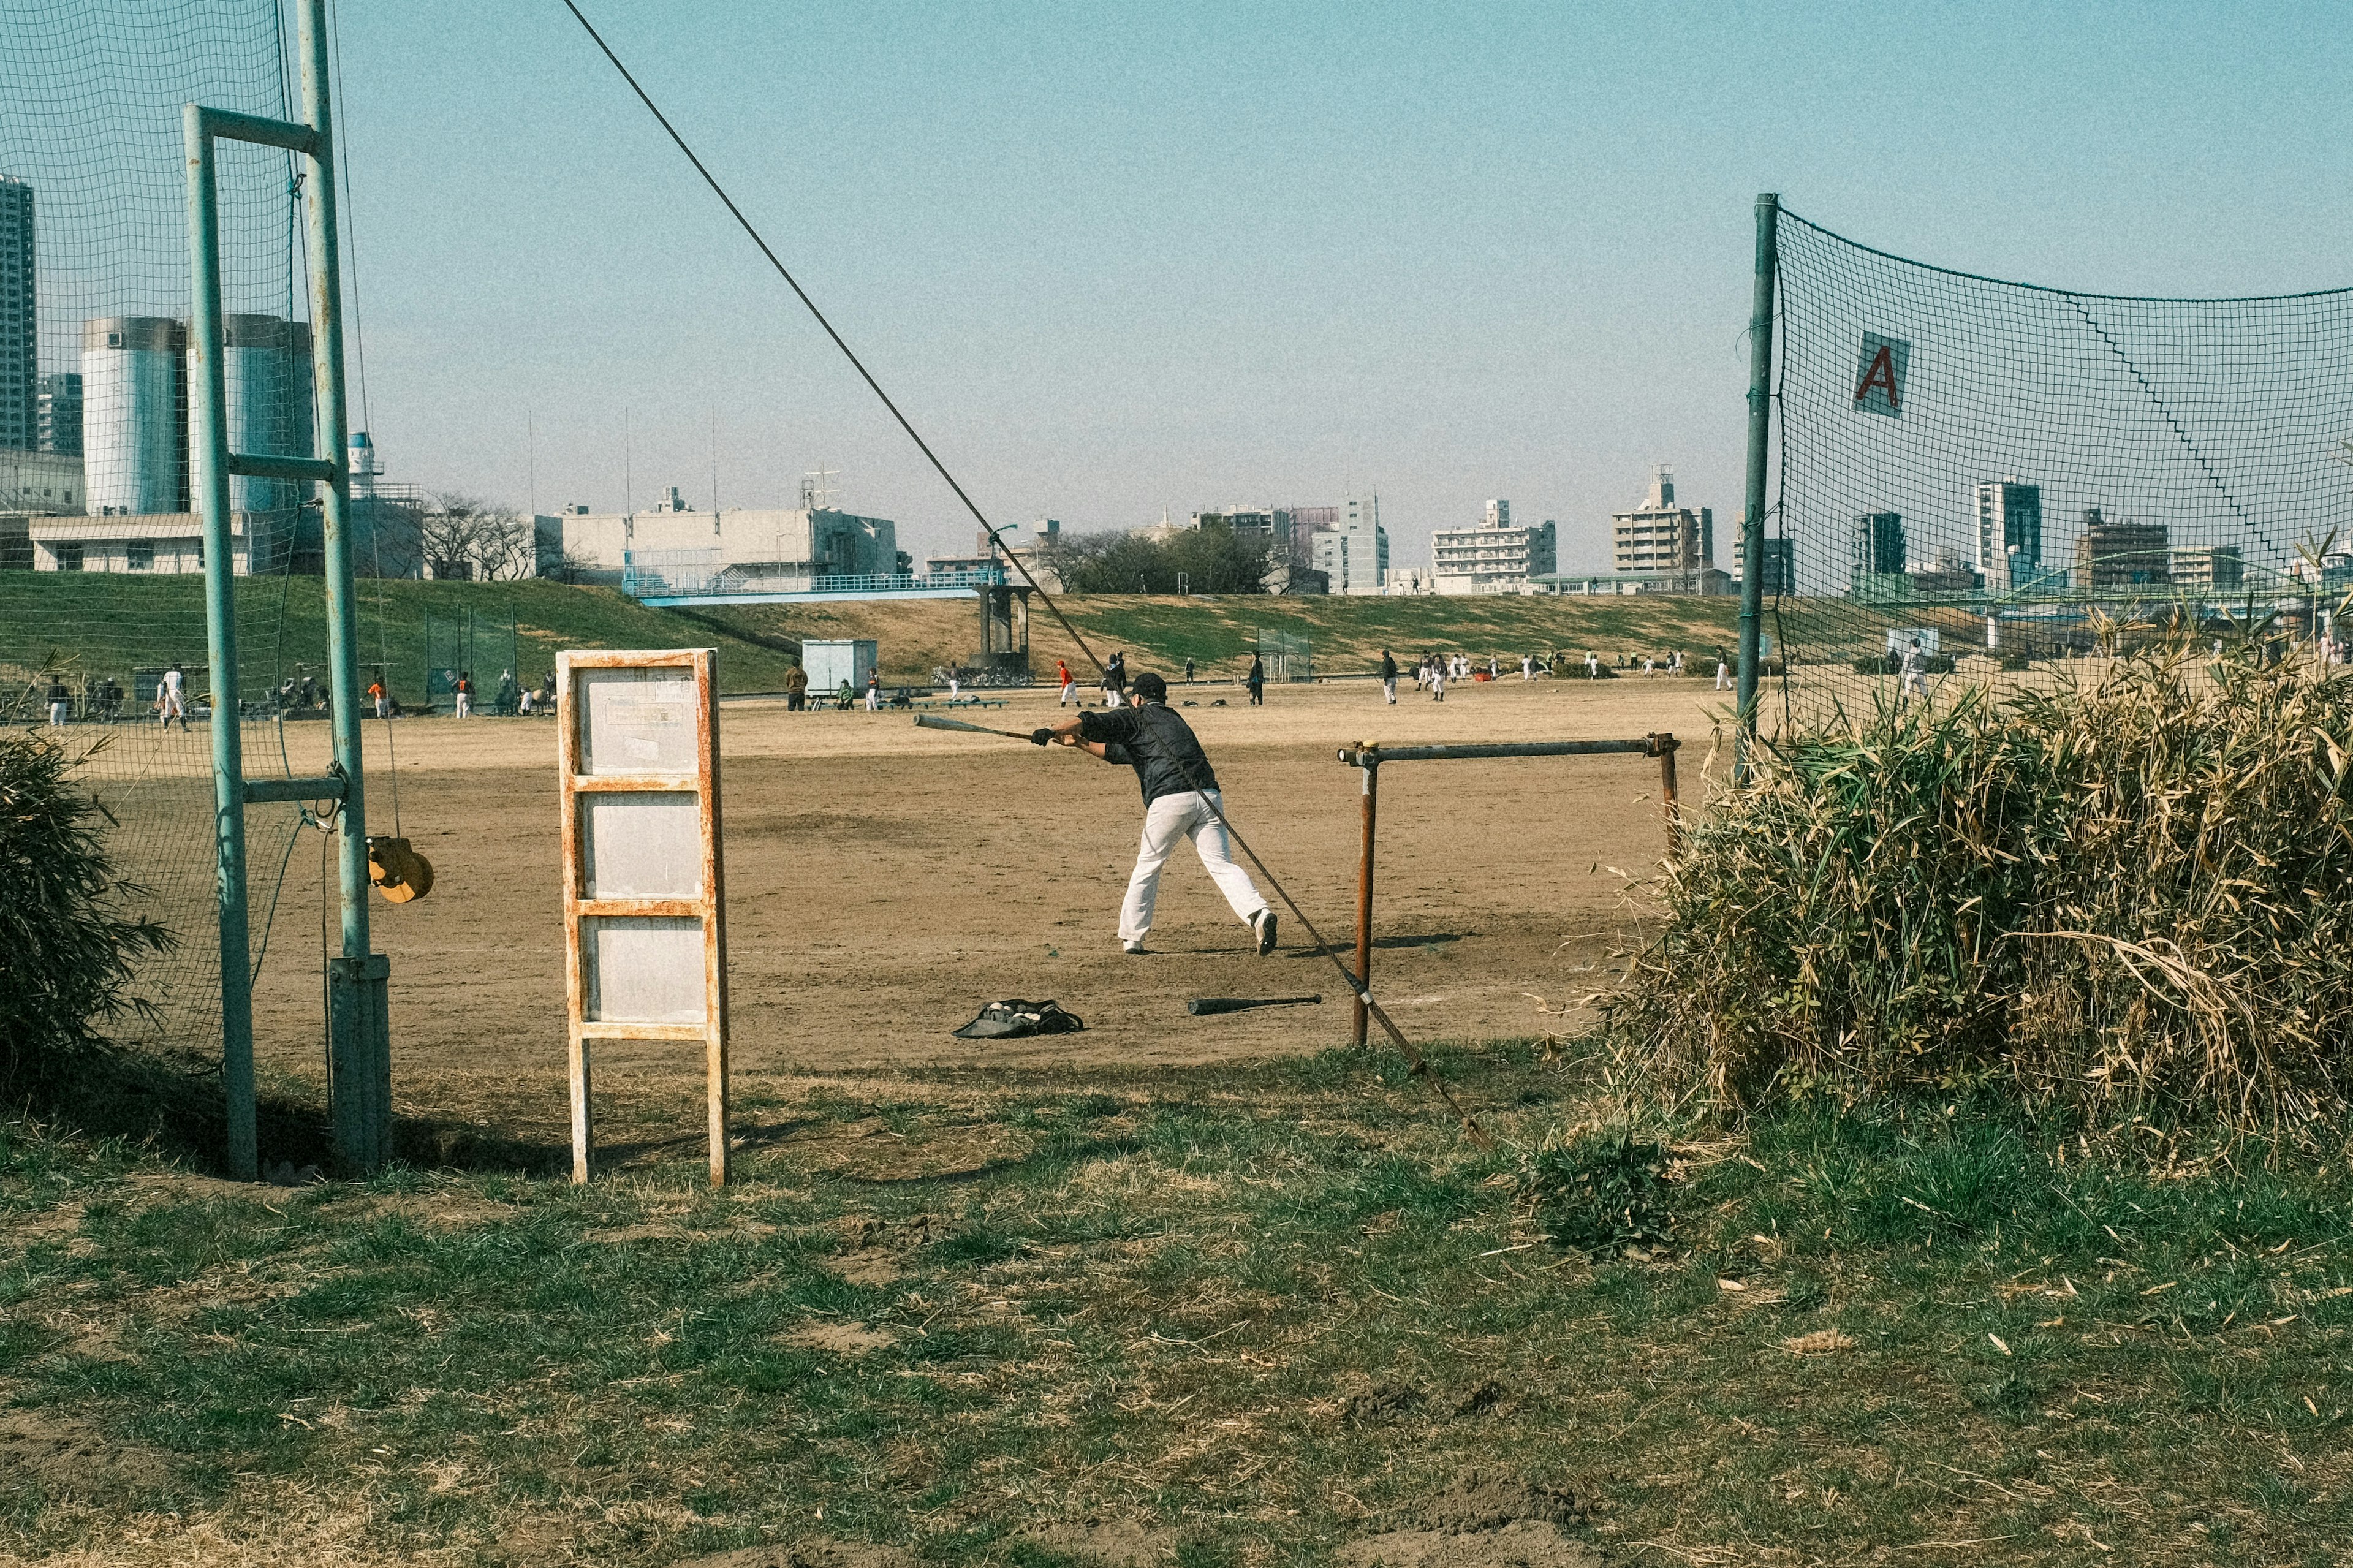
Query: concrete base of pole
327 953 392 1174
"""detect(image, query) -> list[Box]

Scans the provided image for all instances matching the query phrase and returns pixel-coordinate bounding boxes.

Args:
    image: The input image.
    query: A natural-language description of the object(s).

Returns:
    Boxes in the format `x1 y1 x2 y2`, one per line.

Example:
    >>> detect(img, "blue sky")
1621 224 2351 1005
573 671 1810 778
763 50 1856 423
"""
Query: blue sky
328 0 2353 571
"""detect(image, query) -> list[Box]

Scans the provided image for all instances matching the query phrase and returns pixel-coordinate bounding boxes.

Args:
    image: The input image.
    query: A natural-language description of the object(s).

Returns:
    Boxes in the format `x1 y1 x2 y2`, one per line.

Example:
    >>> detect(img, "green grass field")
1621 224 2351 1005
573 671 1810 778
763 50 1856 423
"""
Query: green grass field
4 1043 2347 1565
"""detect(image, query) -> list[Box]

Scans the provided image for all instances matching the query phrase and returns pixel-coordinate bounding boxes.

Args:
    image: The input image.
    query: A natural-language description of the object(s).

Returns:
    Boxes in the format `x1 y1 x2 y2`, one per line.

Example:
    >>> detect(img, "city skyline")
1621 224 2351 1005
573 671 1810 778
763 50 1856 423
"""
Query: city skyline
9 4 2353 580
305 1 2353 574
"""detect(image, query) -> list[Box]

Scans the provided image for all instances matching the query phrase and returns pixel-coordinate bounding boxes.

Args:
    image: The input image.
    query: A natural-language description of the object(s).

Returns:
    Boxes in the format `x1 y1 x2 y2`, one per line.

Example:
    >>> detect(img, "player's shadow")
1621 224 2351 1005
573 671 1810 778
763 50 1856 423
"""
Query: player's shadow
1287 931 1468 957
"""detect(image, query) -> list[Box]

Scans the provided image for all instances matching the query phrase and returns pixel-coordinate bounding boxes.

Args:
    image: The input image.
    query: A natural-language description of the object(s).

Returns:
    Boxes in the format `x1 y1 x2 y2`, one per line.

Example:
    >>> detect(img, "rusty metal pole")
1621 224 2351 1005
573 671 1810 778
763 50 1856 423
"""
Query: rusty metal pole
1654 732 1681 853
1354 756 1378 1048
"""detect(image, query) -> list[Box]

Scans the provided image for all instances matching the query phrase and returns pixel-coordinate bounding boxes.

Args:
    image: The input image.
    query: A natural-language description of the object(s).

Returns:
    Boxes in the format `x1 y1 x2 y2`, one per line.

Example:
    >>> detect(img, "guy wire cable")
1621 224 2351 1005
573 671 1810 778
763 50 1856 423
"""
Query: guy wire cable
559 0 1493 1147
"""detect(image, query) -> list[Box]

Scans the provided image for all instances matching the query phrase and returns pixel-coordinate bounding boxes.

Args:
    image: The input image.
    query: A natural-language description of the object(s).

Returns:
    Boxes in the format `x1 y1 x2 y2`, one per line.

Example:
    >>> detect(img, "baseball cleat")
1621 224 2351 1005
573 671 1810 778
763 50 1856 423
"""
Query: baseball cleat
1123 940 1148 955
1252 909 1278 956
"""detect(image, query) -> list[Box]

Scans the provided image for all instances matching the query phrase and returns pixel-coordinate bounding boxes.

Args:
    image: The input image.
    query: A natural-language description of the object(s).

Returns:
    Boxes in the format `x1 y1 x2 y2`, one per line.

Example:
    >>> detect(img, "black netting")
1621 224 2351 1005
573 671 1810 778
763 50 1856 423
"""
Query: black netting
2 1 322 1053
1763 206 2353 732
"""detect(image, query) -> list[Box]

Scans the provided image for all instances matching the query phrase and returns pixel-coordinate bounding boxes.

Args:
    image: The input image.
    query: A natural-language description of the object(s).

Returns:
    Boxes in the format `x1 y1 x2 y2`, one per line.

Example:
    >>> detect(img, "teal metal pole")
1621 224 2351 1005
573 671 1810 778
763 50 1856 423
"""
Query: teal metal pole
300 0 390 1172
1734 192 1780 781
184 105 258 1181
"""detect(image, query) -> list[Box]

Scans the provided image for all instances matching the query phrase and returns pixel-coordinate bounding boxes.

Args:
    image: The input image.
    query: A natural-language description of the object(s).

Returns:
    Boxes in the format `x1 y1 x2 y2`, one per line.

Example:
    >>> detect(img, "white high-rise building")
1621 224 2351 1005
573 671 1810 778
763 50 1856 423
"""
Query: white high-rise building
1310 494 1389 594
1974 479 2042 586
0 177 34 452
82 317 186 515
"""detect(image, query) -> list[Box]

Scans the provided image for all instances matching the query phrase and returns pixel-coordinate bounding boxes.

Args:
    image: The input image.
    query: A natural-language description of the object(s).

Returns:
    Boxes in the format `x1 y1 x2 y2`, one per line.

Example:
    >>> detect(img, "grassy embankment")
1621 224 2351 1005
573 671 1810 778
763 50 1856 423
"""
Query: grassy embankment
0 575 807 708
686 591 1749 685
0 574 1752 702
2 1043 2347 1565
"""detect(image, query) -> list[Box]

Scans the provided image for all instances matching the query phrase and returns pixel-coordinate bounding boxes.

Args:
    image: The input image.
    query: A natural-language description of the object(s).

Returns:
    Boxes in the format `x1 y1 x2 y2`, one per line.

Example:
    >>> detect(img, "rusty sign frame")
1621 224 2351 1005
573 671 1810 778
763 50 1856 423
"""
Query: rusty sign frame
558 648 730 1184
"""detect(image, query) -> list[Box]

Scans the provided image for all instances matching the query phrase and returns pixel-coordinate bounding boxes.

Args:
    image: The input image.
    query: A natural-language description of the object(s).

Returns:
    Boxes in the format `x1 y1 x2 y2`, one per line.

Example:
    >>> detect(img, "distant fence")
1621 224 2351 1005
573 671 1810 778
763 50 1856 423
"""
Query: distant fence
621 557 1006 602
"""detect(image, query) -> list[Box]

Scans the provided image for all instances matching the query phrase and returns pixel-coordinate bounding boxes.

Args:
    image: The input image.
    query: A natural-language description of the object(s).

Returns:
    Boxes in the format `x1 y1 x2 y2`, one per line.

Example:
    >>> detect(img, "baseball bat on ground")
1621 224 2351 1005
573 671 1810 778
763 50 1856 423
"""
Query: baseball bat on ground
914 713 1039 741
1188 994 1323 1017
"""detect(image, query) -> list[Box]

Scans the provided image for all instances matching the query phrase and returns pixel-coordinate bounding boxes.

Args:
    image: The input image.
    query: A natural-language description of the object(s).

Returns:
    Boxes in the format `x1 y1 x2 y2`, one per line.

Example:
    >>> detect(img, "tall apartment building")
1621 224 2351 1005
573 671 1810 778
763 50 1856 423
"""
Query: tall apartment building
1431 498 1556 594
1852 511 1905 578
2170 544 2243 594
0 177 34 452
1974 479 2042 587
1309 494 1388 595
2072 507 2169 591
1612 468 1713 575
1733 535 1795 596
36 371 80 455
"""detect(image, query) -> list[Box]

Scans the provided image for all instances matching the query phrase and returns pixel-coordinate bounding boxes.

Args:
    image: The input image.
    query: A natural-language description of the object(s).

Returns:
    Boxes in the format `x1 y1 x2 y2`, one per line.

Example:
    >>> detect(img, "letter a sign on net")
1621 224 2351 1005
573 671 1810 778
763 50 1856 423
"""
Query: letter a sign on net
1852 331 1910 418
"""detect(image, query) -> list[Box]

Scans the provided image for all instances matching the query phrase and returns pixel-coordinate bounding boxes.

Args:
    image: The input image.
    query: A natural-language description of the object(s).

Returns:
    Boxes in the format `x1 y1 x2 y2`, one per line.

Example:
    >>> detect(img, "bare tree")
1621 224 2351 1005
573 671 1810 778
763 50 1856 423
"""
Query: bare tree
422 493 537 581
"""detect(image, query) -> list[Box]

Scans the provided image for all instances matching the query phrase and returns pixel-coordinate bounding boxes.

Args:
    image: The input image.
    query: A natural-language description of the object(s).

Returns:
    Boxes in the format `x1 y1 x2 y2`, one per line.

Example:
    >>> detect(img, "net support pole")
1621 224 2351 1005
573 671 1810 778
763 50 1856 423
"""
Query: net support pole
1735 192 1780 781
299 0 390 1175
183 107 257 1183
1352 757 1378 1050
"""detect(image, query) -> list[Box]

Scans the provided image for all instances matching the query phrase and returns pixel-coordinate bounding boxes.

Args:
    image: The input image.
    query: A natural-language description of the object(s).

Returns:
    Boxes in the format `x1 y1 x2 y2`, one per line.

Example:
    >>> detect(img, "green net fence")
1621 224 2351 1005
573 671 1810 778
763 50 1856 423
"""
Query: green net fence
1761 205 2353 734
1 1 329 1056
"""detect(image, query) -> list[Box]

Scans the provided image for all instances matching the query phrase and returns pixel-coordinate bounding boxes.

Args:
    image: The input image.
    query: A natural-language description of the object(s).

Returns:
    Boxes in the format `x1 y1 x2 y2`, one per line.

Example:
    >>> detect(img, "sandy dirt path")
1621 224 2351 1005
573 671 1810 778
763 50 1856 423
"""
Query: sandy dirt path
238 672 1730 1145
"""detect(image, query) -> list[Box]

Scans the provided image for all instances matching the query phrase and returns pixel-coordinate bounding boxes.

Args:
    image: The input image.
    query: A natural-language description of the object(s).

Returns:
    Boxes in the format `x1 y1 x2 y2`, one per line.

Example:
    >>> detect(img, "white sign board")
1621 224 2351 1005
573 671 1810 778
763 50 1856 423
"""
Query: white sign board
558 649 729 1185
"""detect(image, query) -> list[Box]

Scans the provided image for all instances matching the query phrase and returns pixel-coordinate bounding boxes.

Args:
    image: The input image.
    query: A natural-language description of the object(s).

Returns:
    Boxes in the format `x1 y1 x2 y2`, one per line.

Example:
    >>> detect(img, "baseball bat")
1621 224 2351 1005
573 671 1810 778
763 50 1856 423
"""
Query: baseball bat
914 713 1039 741
1187 994 1323 1017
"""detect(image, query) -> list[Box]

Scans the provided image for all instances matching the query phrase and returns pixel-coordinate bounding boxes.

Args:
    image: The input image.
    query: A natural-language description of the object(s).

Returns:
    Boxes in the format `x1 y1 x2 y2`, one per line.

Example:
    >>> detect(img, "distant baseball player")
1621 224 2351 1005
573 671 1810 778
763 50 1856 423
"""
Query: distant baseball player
1715 648 1731 691
1380 649 1398 704
1035 671 1275 956
1245 653 1265 706
1901 637 1928 700
45 676 69 727
369 678 387 719
158 662 188 729
1429 660 1446 702
455 670 474 718
1057 659 1075 706
1586 651 1599 677
865 668 882 711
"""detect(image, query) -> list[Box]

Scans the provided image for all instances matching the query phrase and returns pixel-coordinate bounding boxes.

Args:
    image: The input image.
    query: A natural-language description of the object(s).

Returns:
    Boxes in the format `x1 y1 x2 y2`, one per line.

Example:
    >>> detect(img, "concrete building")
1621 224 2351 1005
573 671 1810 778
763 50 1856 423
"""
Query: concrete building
1612 468 1713 576
210 314 314 516
1733 535 1795 596
0 447 83 513
1432 498 1556 594
2170 544 2243 595
1974 479 2042 586
1309 495 1388 594
82 317 186 515
561 488 903 594
926 517 1059 589
26 509 286 575
2072 508 2169 591
0 178 32 453
1911 551 1984 596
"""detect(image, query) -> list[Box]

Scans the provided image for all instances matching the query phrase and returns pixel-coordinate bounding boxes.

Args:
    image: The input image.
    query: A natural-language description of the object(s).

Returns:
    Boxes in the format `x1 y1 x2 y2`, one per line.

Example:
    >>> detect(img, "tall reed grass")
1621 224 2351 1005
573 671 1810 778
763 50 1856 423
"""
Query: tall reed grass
1612 642 2353 1135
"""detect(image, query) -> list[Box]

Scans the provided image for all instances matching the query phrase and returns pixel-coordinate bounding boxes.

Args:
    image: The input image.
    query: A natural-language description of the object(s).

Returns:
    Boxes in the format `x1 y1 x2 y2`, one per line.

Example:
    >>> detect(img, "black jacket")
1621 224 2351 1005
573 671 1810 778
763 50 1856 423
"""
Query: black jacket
1080 701 1220 805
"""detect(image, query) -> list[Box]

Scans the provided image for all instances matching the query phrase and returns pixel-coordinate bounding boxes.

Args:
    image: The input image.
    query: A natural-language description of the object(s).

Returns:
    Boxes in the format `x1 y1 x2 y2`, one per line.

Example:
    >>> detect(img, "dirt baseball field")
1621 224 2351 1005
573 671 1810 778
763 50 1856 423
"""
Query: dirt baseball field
232 670 1730 1159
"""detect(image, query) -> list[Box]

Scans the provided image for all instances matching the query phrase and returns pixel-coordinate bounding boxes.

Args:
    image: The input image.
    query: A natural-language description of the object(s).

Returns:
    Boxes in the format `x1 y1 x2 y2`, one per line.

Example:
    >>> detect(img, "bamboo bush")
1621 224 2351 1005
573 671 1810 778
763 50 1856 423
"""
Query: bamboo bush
1610 640 2353 1134
0 731 173 1088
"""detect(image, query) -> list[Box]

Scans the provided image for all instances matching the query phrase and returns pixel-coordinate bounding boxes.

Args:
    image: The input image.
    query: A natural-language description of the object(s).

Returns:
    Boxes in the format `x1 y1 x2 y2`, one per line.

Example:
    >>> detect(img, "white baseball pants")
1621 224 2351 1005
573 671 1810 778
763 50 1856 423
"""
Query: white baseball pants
1119 789 1268 944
